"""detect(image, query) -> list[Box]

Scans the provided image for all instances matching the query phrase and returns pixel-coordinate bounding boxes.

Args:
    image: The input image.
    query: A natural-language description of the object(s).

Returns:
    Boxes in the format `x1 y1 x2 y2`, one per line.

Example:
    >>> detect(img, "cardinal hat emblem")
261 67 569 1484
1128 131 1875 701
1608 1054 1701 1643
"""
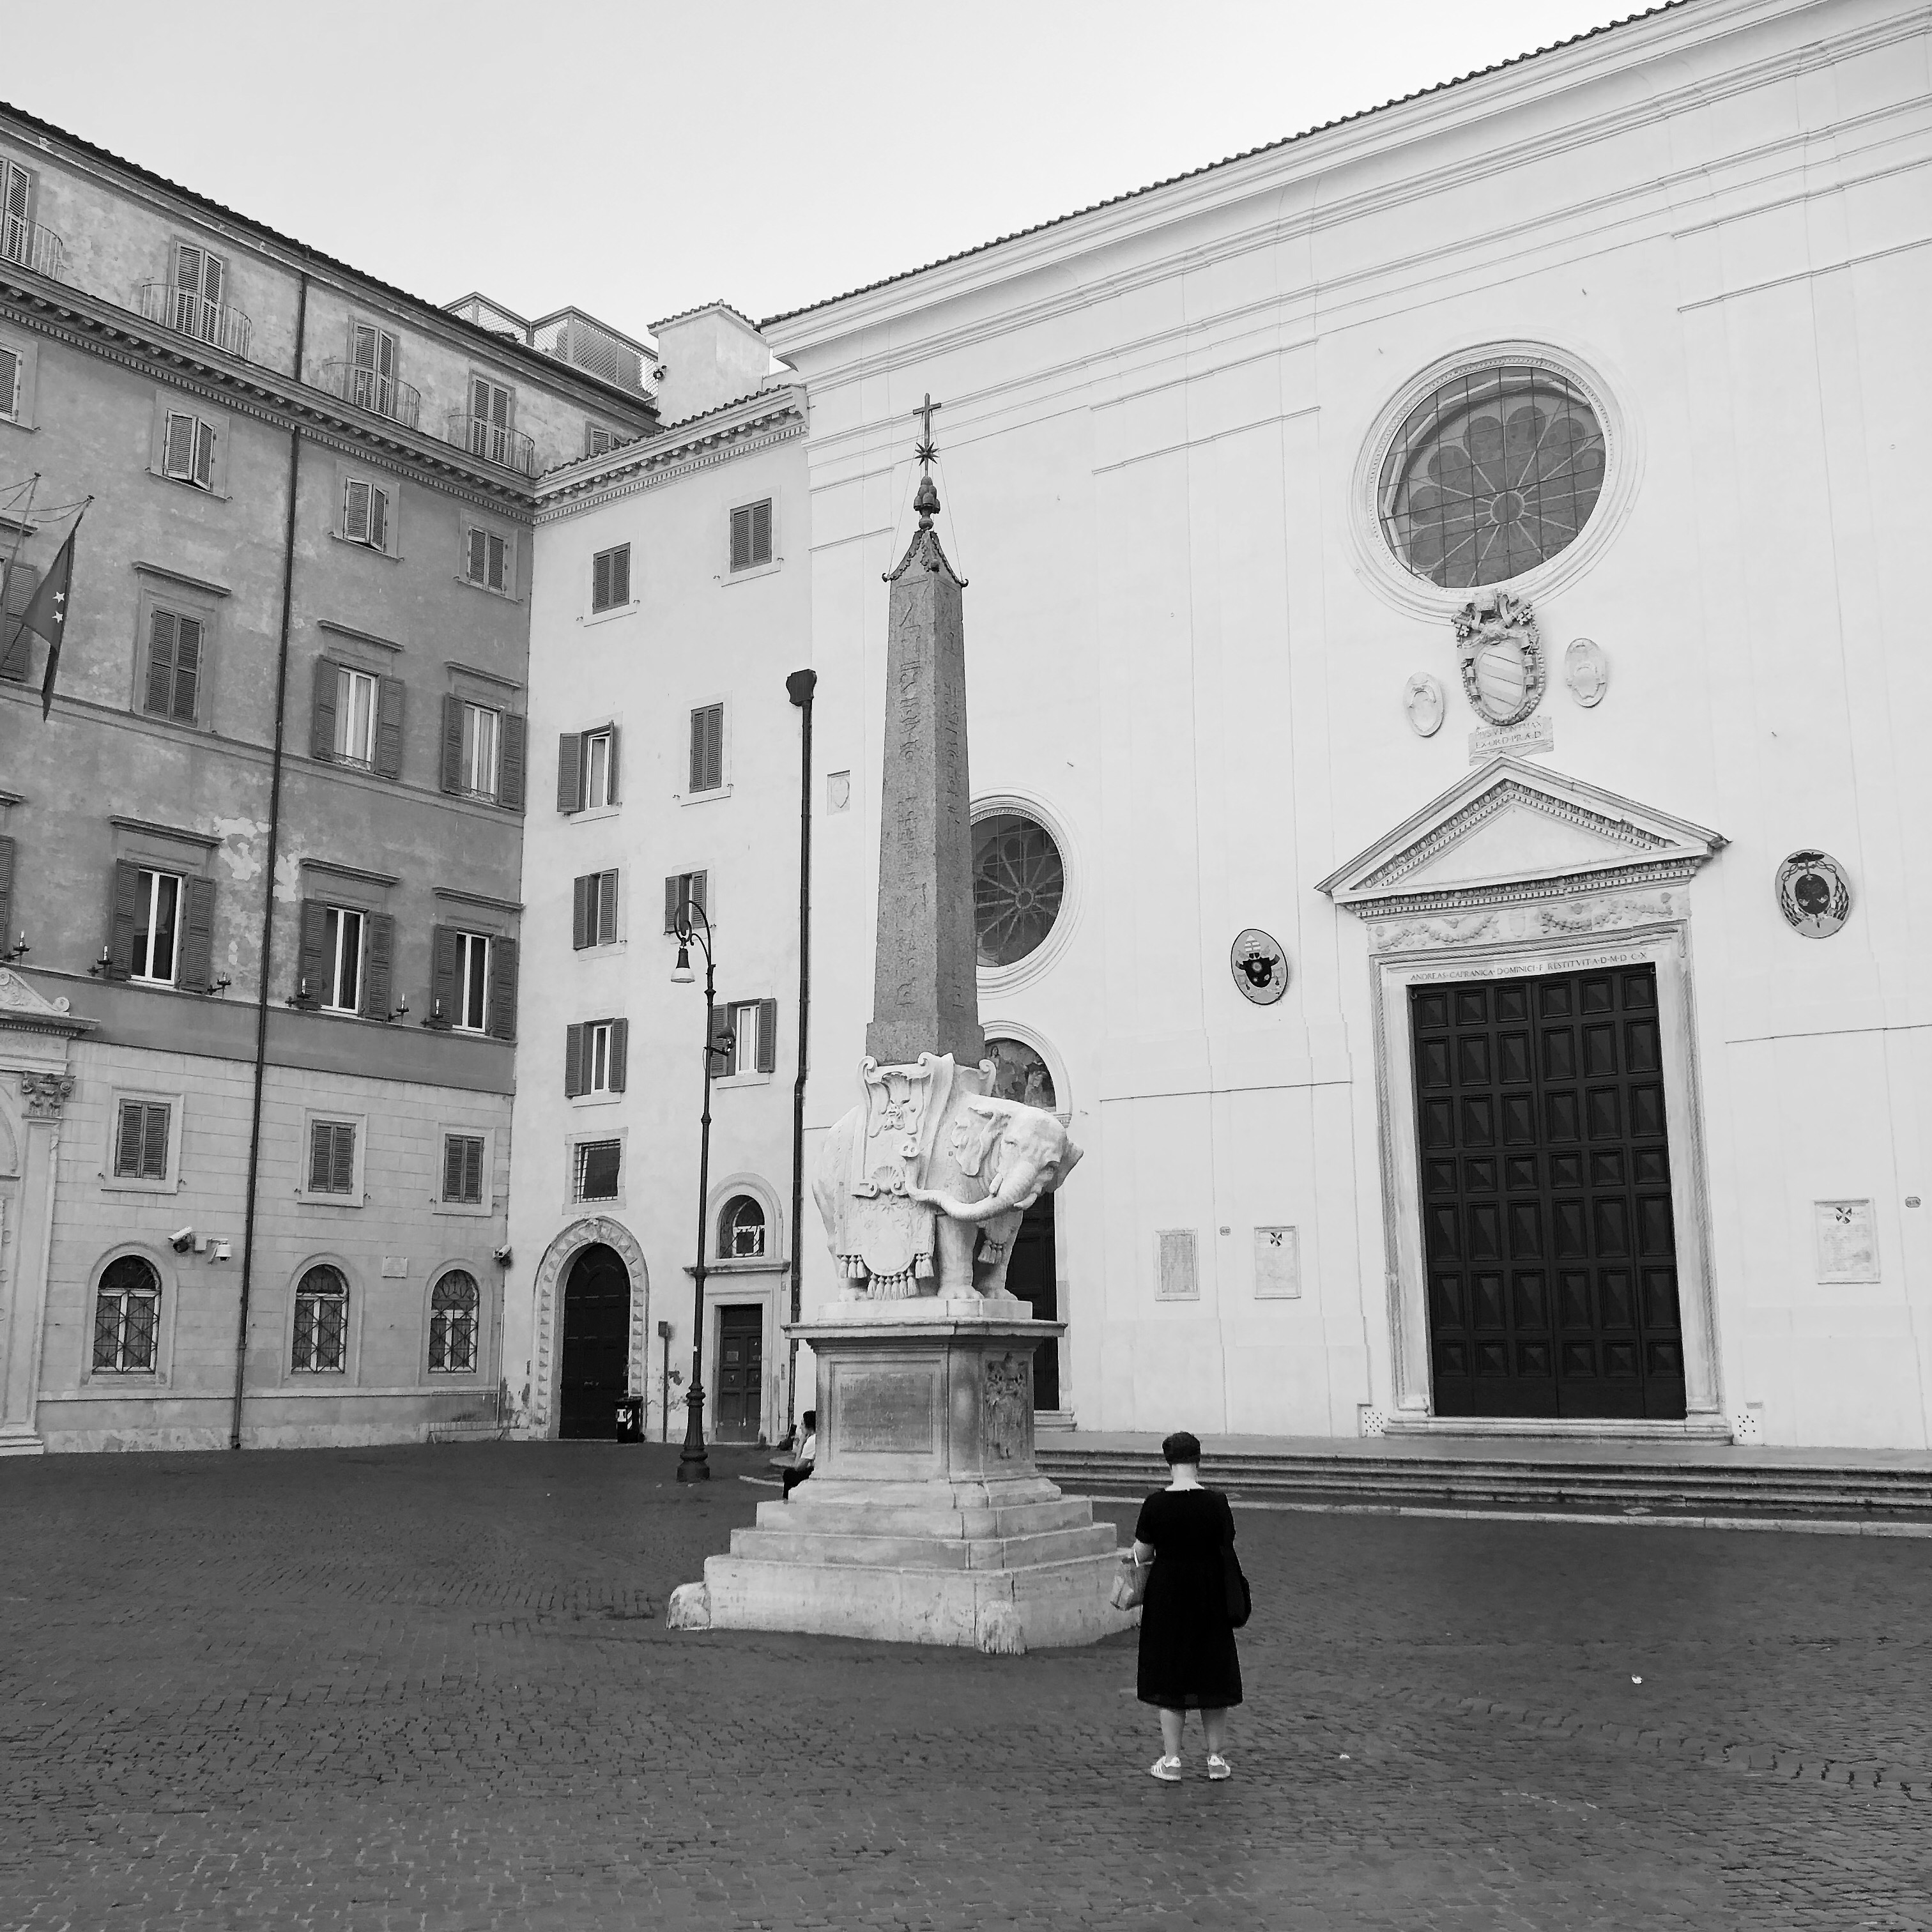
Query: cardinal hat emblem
1452 591 1545 728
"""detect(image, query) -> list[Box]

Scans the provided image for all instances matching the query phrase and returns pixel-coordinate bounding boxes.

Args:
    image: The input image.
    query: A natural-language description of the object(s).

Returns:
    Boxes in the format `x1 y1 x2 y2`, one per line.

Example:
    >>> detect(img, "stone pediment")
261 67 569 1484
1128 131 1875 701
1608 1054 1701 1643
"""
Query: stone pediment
0 967 93 1038
1316 758 1724 916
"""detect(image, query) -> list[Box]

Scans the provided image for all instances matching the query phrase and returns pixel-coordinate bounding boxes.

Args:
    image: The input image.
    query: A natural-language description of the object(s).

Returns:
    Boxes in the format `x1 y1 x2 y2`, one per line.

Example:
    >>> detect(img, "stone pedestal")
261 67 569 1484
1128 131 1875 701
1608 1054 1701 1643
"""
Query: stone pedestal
673 1298 1135 1652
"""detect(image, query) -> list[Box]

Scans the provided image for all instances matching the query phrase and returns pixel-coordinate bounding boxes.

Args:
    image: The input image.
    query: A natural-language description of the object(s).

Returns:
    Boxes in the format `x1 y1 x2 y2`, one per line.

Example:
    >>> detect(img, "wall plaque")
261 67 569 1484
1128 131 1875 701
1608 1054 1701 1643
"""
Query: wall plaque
1253 1225 1300 1299
1814 1200 1878 1284
1155 1229 1199 1301
1776 851 1851 939
1468 714 1554 763
1229 929 1288 1005
836 1365 940 1452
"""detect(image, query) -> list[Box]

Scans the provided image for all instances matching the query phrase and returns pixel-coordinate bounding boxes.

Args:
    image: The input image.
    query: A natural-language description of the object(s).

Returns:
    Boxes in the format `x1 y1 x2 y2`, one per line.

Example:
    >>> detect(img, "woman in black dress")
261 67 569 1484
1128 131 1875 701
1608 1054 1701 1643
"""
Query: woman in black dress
1131 1430 1241 1781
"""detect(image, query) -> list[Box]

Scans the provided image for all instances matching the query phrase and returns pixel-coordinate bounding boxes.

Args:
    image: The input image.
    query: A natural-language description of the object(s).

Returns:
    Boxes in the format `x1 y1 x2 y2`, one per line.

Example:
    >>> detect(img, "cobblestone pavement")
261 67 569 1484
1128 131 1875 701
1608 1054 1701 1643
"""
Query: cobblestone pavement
1 1443 1928 1931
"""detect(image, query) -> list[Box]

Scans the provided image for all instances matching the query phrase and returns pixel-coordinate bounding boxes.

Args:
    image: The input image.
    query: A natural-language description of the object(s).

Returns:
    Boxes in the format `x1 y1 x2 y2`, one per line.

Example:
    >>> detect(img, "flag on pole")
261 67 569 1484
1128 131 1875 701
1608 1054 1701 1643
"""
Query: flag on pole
20 502 84 721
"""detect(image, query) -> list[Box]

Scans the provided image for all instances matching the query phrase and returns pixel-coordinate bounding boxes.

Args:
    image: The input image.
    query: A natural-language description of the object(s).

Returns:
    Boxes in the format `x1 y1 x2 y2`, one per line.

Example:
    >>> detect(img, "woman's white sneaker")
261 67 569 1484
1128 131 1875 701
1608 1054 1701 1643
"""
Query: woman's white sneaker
1149 1755 1183 1782
1206 1754 1232 1781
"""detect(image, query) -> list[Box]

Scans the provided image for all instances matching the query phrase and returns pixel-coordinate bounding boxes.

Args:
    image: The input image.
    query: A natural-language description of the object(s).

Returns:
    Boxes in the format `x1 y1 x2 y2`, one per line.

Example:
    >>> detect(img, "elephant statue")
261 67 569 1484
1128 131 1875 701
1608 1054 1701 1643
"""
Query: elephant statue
814 1055 1082 1301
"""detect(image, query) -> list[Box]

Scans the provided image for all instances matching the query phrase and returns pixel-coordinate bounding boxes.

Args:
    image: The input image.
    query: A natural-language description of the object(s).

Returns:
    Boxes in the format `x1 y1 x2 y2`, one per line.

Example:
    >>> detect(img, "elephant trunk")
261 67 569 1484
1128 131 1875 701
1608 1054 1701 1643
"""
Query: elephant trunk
915 1165 1043 1224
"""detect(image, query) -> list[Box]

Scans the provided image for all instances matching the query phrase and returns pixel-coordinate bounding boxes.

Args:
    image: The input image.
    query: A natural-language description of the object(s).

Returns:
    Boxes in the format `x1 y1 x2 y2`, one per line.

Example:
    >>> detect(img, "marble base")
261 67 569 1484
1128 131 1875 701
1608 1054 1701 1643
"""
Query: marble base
670 1304 1137 1653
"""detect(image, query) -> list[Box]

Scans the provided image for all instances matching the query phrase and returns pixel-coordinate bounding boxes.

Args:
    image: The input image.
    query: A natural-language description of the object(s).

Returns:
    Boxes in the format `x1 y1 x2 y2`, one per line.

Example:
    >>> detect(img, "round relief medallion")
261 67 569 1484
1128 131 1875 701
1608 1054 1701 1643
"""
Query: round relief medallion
1775 851 1852 939
1230 929 1289 1005
1402 673 1445 737
972 811 1065 969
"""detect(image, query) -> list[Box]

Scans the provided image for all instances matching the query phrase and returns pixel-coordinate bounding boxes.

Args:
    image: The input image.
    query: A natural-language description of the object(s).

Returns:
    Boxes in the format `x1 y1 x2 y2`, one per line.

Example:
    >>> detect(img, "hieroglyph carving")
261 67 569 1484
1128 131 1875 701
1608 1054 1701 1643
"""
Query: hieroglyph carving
1453 591 1545 726
1368 890 1681 953
19 1072 73 1118
982 1353 1031 1460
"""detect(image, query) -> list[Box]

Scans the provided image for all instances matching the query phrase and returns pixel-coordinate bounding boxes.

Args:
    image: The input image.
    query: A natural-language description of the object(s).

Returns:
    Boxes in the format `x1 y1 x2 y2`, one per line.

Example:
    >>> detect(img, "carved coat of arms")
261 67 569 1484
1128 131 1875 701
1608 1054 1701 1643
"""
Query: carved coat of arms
1453 591 1545 727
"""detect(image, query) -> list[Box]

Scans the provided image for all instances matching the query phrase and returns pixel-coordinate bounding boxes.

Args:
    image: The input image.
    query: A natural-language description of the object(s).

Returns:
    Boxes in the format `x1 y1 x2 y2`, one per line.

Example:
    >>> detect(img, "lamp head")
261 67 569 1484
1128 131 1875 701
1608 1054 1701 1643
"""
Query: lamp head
670 943 694 985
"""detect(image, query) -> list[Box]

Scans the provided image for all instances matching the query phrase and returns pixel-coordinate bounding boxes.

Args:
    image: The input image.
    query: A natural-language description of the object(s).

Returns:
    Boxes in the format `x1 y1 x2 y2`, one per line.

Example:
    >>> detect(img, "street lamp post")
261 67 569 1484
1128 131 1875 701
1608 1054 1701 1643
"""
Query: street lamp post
671 900 727 1483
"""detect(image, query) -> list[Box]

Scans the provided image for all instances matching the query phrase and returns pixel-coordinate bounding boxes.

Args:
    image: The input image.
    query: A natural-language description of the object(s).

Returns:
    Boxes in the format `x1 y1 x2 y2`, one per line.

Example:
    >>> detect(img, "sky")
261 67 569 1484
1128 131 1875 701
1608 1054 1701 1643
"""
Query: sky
5 0 1650 337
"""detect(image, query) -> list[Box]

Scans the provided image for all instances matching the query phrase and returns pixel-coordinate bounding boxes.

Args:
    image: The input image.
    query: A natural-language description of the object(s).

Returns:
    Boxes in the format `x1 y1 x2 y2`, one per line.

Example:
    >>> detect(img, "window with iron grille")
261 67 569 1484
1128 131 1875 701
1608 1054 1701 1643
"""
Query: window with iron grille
465 526 510 594
308 1119 356 1195
689 704 724 792
291 1264 348 1372
92 1255 161 1373
161 410 217 491
442 1133 486 1206
429 1270 480 1373
341 476 392 551
730 500 773 572
574 1138 622 1202
719 1193 766 1259
591 544 631 613
113 1100 171 1181
142 608 204 724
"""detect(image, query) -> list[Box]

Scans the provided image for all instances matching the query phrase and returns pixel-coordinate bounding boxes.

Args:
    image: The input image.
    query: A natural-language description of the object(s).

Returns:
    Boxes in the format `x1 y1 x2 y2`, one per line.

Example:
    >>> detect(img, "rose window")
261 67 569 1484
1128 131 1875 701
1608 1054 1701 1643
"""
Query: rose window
1379 365 1605 589
972 812 1064 969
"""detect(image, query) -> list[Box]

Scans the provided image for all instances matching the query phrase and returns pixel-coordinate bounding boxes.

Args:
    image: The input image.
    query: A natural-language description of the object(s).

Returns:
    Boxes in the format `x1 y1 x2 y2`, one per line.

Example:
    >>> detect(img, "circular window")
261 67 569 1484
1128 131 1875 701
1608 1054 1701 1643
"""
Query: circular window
985 1037 1057 1112
972 813 1065 968
1379 364 1605 590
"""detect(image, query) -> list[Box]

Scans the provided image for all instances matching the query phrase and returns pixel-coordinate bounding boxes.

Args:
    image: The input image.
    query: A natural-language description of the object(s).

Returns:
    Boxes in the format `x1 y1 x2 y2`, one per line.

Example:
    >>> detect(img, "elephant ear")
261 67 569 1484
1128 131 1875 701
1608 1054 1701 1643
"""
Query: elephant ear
954 1101 1007 1179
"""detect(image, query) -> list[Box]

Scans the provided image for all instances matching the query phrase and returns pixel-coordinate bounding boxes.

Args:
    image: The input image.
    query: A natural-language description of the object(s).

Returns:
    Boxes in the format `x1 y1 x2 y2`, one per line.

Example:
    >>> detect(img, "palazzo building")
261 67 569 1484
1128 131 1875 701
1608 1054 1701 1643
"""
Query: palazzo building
748 0 1932 1450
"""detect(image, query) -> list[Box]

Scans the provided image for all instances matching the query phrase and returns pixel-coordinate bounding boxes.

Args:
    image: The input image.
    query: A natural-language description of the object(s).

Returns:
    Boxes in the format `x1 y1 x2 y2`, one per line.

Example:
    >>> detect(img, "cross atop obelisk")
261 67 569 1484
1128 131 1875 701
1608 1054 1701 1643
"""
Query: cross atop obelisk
866 397 983 1070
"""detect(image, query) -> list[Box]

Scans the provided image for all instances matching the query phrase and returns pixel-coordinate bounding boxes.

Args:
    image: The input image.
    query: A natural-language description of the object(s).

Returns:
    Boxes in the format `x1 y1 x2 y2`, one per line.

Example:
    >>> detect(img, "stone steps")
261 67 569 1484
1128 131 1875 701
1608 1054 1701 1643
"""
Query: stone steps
759 1495 1097 1539
1035 1445 1932 1524
730 1522 1119 1571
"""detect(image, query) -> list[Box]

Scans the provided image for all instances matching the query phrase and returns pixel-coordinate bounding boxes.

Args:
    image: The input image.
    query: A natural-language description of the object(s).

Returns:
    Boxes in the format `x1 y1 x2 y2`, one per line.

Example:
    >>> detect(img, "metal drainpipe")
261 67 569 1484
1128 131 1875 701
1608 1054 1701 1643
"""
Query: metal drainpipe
783 668 816 1442
230 271 307 1449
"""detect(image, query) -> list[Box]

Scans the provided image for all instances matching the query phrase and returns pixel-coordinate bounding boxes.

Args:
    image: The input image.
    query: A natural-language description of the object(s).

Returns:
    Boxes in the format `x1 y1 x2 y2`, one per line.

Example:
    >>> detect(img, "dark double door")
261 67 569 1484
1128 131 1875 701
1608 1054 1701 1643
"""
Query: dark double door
1413 963 1687 1420
1006 1197 1061 1412
714 1305 763 1443
558 1244 632 1439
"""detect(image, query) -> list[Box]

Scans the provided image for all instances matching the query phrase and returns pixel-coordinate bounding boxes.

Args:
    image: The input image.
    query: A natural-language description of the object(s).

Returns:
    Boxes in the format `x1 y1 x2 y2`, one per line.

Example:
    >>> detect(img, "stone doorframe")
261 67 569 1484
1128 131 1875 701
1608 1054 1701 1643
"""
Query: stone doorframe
1318 757 1729 1438
529 1216 648 1440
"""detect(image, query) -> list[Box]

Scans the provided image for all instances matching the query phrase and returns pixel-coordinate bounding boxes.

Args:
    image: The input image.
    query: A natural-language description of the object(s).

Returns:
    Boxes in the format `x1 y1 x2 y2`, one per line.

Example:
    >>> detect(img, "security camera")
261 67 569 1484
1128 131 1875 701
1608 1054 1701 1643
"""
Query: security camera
491 1245 512 1266
169 1227 195 1254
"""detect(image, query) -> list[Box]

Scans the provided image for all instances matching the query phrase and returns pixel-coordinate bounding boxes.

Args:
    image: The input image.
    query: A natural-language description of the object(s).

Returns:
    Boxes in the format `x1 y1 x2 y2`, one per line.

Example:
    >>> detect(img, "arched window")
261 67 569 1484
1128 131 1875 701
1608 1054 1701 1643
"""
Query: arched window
719 1194 766 1259
292 1264 348 1373
429 1269 480 1374
985 1037 1057 1112
93 1256 160 1373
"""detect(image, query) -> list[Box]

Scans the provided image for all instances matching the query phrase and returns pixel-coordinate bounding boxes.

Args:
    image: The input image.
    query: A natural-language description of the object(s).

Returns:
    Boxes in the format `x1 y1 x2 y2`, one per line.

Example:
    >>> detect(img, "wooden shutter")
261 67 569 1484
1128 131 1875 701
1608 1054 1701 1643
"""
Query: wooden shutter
592 549 611 612
664 875 681 935
194 419 216 491
610 544 630 606
466 528 486 584
108 859 141 977
374 675 404 779
307 1120 332 1192
556 732 582 813
0 562 38 679
730 505 751 572
141 1103 171 1180
572 874 592 951
310 657 338 760
369 484 389 552
360 911 394 1018
172 243 203 332
755 997 778 1074
430 925 459 1024
597 870 618 946
440 694 464 793
461 1136 483 1202
330 1123 355 1194
171 617 203 723
296 899 328 1004
442 1135 466 1200
604 726 620 804
115 1100 145 1177
352 321 377 372
0 834 14 949
342 478 371 544
689 704 723 790
199 248 225 309
486 935 518 1041
163 411 196 480
0 344 18 419
498 712 526 811
487 533 507 593
689 709 705 791
709 1002 735 1068
144 609 178 714
751 498 772 565
608 1017 629 1094
178 877 215 990
564 1022 586 1098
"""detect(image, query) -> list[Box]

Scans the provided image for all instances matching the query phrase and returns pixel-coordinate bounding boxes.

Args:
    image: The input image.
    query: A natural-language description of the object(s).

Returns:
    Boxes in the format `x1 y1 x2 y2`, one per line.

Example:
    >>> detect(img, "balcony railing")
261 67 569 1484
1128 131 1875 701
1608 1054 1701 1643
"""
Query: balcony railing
315 358 422 428
0 218 66 282
443 410 537 477
135 281 254 360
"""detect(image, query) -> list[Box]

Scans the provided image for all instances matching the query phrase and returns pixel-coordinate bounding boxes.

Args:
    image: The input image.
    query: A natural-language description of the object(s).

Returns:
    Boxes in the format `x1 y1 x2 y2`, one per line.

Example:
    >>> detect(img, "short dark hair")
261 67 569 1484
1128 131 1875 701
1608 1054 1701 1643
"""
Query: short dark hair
802 1410 818 1429
1161 1430 1202 1466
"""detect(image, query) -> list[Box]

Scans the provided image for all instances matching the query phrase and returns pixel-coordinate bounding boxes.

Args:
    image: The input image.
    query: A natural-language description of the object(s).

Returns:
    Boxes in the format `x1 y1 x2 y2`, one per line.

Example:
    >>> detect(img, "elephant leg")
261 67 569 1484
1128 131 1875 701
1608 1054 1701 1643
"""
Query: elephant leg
934 1217 978 1298
974 1208 1025 1299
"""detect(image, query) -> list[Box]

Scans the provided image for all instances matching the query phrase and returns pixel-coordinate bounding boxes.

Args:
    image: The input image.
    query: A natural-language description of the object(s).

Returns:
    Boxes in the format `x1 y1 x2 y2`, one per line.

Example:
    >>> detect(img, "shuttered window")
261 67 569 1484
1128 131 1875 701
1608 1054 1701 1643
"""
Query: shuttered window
1 159 31 268
557 727 618 812
307 1121 357 1195
0 344 19 422
725 998 779 1077
591 544 631 613
465 527 510 594
142 608 204 723
564 1018 628 1097
171 243 227 342
0 558 39 681
349 322 399 417
0 834 15 951
460 702 501 798
663 870 707 935
572 870 620 949
113 1100 172 1181
162 410 217 490
585 424 624 458
468 376 514 463
342 477 392 551
689 704 724 793
730 499 774 572
441 1134 486 1205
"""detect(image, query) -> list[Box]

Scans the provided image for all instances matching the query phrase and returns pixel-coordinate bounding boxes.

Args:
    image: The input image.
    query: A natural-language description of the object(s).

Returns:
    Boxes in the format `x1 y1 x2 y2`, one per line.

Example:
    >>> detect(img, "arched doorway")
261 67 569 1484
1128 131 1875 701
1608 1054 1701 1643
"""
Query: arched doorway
1007 1197 1059 1409
558 1243 631 1439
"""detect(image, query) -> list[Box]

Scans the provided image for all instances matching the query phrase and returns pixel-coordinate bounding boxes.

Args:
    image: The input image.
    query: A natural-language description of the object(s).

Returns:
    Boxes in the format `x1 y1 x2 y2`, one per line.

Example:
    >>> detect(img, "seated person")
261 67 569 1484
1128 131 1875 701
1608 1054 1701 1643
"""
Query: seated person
783 1409 817 1499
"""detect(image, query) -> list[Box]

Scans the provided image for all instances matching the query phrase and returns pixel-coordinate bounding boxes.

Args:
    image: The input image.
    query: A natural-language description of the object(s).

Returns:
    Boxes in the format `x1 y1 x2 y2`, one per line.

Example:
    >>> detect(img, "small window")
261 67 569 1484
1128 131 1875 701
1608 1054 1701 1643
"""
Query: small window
572 870 619 950
454 931 491 1032
342 477 392 551
565 1018 627 1098
461 702 501 798
130 868 182 985
585 424 624 459
429 1270 480 1372
162 410 217 491
588 1020 615 1093
689 704 724 793
1 158 34 270
0 342 20 422
318 906 364 1014
719 1194 766 1259
307 1119 357 1195
465 527 509 594
732 1000 772 1077
591 544 631 613
575 1138 622 1202
441 1133 485 1206
114 1100 172 1181
93 1256 161 1373
584 730 615 808
334 666 378 765
730 499 773 572
664 870 707 935
292 1264 348 1372
142 609 204 724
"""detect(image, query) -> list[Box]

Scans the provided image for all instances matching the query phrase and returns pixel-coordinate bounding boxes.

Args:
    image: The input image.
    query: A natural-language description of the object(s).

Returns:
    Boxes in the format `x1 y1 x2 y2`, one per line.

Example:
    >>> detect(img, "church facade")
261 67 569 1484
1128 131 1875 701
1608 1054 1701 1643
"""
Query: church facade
758 0 1932 1448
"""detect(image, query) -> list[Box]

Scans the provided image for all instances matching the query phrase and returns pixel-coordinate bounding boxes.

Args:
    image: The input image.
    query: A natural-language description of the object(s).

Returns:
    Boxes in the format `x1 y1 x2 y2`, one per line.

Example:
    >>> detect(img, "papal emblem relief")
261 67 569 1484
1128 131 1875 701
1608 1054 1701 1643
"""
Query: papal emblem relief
1453 590 1545 727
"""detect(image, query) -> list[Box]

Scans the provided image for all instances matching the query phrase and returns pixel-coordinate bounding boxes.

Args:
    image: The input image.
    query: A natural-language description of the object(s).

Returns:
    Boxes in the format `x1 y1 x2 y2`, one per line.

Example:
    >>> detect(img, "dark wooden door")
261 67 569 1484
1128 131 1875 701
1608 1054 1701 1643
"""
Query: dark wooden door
1006 1197 1060 1411
714 1305 763 1443
1413 963 1686 1420
558 1244 632 1439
